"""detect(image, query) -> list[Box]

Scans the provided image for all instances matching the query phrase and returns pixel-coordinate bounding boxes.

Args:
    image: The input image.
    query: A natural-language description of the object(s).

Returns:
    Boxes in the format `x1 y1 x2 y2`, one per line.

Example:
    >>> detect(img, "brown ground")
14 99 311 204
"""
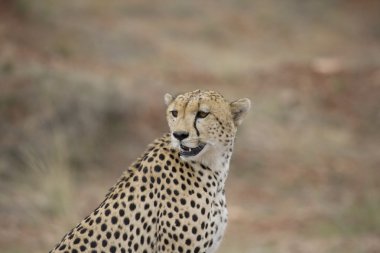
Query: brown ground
1 0 380 252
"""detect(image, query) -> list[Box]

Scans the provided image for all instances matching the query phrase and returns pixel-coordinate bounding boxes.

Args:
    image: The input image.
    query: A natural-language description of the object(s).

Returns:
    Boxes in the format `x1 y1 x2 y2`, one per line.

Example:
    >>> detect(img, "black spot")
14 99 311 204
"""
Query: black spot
140 235 145 244
154 165 161 172
159 154 165 160
110 246 116 253
90 241 97 248
111 216 118 224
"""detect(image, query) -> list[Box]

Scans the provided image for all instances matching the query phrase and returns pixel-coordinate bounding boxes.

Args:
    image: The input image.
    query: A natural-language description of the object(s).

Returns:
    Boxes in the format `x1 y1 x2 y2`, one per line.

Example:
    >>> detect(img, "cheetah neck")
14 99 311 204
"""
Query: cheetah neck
195 140 234 188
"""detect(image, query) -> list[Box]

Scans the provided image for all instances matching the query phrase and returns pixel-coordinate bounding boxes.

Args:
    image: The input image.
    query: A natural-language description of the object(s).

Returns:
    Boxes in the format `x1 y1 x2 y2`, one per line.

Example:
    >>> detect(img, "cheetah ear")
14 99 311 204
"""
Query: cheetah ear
230 98 251 126
164 93 173 106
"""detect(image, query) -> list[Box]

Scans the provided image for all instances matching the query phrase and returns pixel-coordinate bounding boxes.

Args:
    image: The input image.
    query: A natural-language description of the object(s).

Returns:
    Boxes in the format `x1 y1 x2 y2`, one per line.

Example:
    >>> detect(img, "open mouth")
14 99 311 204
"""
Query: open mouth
180 143 206 157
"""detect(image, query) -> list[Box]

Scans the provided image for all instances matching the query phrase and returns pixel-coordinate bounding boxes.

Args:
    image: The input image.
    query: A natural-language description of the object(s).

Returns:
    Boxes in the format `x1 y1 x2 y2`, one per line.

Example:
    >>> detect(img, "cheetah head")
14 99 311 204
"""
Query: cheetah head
164 90 251 167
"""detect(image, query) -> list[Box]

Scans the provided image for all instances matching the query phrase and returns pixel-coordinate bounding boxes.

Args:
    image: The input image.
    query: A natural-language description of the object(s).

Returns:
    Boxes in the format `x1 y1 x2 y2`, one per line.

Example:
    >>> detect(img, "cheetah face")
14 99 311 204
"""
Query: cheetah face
164 90 251 164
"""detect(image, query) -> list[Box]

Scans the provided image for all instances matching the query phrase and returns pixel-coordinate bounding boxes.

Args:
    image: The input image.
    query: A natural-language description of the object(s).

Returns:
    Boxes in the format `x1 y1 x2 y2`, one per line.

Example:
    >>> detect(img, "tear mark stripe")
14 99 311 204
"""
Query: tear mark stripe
193 97 201 137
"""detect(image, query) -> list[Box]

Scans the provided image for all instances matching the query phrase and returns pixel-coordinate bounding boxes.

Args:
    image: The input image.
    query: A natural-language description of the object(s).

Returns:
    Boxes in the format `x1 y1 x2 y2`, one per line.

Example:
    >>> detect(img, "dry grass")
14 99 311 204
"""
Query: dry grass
1 0 380 252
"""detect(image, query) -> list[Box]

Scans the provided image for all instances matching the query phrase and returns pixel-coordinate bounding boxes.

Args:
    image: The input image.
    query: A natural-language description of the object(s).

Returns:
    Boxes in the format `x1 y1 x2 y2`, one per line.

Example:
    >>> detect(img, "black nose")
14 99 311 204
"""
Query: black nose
173 131 189 141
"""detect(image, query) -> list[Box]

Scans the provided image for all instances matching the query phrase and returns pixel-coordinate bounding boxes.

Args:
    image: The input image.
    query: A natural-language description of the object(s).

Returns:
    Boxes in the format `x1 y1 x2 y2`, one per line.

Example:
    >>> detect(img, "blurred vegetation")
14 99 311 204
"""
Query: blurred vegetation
1 0 380 253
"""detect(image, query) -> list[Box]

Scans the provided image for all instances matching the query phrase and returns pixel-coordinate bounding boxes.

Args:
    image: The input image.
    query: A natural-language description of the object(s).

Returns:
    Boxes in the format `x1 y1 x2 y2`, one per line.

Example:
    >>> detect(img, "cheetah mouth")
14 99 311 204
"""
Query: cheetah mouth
180 143 206 157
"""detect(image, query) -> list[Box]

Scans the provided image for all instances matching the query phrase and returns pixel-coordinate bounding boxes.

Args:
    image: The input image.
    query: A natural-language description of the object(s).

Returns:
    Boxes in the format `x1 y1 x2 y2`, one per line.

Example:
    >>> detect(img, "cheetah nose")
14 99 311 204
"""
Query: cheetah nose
173 131 189 141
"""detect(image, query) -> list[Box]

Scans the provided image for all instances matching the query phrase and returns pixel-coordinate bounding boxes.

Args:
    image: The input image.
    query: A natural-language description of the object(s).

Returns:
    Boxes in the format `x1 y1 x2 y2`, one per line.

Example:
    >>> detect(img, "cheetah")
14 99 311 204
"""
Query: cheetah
50 90 251 253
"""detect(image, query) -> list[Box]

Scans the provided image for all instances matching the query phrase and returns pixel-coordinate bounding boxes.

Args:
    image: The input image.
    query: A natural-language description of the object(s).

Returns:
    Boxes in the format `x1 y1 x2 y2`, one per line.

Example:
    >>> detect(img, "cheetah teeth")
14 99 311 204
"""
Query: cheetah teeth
179 143 206 157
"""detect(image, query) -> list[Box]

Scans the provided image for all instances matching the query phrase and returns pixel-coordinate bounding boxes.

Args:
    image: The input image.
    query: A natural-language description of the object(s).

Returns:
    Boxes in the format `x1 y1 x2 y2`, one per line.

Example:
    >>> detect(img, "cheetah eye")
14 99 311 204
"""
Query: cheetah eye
171 110 178 118
196 111 209 119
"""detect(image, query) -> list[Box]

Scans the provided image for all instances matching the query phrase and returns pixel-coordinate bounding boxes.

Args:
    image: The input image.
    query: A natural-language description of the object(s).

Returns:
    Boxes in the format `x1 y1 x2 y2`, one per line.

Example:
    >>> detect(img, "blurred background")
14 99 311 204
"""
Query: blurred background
1 0 380 252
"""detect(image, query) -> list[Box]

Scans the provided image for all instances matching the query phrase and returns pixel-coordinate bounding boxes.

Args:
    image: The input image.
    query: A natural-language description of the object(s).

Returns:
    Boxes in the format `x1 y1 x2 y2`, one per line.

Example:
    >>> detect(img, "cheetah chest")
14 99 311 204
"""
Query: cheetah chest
158 163 228 253
206 191 228 253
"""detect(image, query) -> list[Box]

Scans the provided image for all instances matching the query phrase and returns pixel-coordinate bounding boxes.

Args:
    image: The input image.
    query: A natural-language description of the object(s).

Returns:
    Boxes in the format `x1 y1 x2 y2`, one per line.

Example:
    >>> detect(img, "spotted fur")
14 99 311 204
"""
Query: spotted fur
50 90 251 253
